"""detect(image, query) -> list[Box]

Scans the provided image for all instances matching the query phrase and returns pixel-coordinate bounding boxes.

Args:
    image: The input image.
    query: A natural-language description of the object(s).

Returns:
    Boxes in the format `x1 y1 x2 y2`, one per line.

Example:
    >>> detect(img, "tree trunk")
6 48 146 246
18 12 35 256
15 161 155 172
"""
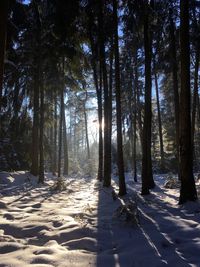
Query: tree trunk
98 0 111 187
107 40 114 181
53 96 57 175
113 0 126 196
153 57 165 171
49 91 54 173
169 12 180 178
83 90 90 160
0 0 9 112
63 101 68 175
31 0 41 177
88 4 103 181
97 68 103 181
191 47 199 156
50 120 54 173
30 58 40 177
58 86 64 178
179 0 197 204
11 76 20 137
128 63 137 182
133 65 137 182
38 82 44 183
134 51 143 146
141 1 155 195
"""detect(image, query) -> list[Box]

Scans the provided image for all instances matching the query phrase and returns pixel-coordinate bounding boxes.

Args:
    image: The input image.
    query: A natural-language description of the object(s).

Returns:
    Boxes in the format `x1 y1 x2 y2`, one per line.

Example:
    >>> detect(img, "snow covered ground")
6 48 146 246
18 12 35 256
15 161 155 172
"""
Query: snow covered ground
0 171 200 267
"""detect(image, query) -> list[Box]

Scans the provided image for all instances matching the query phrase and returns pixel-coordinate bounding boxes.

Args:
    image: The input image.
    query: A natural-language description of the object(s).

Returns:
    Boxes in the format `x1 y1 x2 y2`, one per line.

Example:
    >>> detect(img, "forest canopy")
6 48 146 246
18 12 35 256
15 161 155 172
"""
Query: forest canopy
0 0 200 204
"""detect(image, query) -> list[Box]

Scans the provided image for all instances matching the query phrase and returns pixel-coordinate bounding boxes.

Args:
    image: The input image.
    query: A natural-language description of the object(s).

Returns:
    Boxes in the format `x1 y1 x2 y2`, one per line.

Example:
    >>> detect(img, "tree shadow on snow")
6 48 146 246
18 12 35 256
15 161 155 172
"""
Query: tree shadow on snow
95 181 194 267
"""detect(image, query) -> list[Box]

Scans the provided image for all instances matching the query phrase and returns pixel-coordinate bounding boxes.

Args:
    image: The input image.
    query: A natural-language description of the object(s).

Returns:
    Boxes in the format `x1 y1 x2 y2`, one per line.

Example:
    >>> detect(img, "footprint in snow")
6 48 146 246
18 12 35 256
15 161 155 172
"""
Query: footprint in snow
32 203 42 209
52 221 63 228
3 213 14 220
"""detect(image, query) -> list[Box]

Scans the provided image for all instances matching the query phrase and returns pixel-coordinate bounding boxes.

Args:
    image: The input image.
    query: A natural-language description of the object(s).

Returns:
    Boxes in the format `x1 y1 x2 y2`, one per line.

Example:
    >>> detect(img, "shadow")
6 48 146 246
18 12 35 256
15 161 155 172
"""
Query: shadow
95 182 193 267
96 175 199 267
96 184 119 266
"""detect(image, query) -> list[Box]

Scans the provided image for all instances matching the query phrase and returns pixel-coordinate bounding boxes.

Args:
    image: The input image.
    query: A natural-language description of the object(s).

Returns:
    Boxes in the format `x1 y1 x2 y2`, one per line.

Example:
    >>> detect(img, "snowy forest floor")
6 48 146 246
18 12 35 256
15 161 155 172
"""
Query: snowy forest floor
0 172 200 267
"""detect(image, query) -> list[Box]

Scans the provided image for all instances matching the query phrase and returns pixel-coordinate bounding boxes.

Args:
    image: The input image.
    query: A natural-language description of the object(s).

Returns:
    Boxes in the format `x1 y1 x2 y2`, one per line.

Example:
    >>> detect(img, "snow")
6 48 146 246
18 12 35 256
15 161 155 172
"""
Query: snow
0 171 200 266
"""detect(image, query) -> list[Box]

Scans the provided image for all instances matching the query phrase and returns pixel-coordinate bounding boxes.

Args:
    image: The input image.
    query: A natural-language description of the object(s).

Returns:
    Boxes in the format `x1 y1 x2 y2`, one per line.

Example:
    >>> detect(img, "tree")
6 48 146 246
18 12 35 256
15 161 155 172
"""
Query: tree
0 0 9 112
82 87 90 160
38 80 44 183
63 102 69 175
53 96 58 175
113 0 126 196
169 8 180 178
153 55 165 171
30 0 41 177
179 0 197 204
141 0 155 195
97 0 112 187
57 60 65 178
87 3 103 181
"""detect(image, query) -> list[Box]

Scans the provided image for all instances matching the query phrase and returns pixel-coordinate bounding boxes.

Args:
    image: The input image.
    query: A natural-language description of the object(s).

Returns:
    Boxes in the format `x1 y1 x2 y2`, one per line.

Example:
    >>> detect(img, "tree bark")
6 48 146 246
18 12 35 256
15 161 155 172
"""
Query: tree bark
107 40 114 182
31 1 41 176
98 0 111 187
179 0 197 204
63 101 68 175
113 0 126 196
133 63 137 182
0 0 9 112
58 86 64 178
87 2 103 181
52 96 57 175
134 51 143 147
169 12 180 178
141 1 155 195
191 47 199 155
38 81 44 183
97 67 103 181
83 90 90 160
153 57 165 171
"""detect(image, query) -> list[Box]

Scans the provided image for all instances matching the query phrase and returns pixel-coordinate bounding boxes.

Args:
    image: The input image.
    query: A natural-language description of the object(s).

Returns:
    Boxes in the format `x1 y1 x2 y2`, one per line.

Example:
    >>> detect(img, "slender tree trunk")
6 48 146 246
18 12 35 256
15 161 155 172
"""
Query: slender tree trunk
169 13 180 178
73 111 77 161
133 67 137 182
128 65 137 182
31 71 39 176
88 4 103 181
179 0 197 204
97 68 103 181
50 120 54 173
153 57 165 171
83 91 90 159
63 101 68 175
49 91 54 173
0 0 9 112
38 82 44 183
11 77 20 137
107 40 114 181
113 0 126 196
98 0 111 187
53 96 57 175
191 47 199 156
141 1 155 195
31 1 41 177
134 51 143 146
58 86 64 178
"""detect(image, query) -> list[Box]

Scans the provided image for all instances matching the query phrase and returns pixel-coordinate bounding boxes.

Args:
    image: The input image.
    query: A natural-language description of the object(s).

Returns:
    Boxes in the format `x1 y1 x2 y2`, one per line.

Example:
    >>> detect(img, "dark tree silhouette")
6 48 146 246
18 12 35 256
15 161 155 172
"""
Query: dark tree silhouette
141 1 155 195
179 0 197 204
113 0 126 196
0 0 9 112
